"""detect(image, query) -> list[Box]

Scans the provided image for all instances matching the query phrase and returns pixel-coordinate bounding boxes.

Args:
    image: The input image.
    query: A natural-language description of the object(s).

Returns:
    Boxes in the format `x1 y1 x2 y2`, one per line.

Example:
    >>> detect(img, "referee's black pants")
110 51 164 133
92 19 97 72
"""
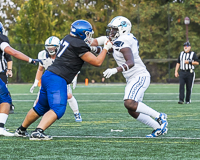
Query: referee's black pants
179 70 195 103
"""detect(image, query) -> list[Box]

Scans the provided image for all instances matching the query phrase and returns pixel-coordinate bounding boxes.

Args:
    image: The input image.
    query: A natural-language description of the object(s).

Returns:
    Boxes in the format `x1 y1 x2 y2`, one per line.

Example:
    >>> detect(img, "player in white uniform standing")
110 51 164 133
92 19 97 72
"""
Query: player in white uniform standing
90 16 168 137
29 36 82 122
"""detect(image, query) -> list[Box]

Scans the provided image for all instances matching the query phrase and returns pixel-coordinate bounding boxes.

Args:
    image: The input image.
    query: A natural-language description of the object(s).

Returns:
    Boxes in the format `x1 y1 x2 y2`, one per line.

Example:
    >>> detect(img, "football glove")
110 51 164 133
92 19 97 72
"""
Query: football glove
30 79 39 93
72 76 78 90
29 58 43 65
90 46 98 53
103 39 113 51
72 71 80 89
103 68 117 78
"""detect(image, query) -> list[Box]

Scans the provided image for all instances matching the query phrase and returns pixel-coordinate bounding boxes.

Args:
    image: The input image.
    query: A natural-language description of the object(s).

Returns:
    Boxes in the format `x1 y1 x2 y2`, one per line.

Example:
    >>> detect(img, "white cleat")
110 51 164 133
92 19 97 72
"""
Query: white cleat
0 128 14 136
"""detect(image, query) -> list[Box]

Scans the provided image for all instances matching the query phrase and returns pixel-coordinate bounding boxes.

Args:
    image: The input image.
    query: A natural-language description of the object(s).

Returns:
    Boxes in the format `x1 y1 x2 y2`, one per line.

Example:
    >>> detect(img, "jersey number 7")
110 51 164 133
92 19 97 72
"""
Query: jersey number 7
57 40 69 57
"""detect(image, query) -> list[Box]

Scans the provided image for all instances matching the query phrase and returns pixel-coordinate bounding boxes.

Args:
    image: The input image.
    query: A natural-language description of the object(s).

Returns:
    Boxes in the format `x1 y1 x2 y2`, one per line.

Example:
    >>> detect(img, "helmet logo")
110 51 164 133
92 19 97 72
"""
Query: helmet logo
120 21 127 28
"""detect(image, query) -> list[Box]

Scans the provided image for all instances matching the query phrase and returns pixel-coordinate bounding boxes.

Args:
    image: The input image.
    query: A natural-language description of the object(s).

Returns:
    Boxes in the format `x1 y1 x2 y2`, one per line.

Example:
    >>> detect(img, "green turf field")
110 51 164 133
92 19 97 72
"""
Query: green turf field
1 83 200 159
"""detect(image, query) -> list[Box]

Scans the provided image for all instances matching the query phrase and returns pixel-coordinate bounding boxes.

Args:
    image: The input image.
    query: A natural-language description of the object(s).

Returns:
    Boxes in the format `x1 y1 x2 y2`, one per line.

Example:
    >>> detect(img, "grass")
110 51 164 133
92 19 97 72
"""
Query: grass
1 83 200 159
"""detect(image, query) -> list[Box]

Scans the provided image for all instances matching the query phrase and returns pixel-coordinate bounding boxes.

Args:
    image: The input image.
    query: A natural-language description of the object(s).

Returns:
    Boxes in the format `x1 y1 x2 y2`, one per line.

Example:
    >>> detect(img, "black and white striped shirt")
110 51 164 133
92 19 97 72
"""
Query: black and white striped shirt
0 34 12 73
0 52 12 73
177 51 198 70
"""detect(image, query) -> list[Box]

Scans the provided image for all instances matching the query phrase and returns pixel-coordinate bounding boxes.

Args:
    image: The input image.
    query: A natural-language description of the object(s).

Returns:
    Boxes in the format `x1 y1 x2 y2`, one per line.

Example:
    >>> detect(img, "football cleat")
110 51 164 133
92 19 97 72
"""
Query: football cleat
14 128 29 137
156 113 168 134
0 128 14 136
146 128 162 138
74 113 82 122
161 127 168 135
29 129 52 140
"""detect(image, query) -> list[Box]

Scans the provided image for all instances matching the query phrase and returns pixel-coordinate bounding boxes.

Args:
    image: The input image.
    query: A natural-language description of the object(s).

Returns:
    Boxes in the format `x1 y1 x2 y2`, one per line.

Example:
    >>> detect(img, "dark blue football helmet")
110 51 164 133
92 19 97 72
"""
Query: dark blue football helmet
0 22 4 34
70 20 94 42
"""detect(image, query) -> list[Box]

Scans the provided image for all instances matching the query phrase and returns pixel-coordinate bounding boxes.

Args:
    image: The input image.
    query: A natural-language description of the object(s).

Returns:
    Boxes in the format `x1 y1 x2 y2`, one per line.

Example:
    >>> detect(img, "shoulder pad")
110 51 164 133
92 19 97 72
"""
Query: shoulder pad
38 50 48 59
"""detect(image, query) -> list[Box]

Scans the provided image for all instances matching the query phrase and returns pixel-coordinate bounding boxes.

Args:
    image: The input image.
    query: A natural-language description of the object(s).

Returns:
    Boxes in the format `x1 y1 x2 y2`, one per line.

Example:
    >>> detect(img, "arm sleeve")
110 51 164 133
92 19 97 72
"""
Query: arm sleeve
4 53 12 62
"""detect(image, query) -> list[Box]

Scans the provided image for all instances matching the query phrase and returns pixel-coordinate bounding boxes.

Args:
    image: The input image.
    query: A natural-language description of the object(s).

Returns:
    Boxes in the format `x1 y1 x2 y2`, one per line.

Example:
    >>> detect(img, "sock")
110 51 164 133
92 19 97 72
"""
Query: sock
18 125 27 131
35 128 44 132
68 96 79 114
136 102 160 119
0 113 8 128
137 113 160 130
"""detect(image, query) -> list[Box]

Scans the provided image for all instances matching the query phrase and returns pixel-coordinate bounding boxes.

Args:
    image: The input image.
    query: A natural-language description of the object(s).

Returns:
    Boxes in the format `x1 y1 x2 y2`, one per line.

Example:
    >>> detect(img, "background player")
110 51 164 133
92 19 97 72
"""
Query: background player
15 20 112 140
90 16 168 137
0 22 42 136
29 36 82 122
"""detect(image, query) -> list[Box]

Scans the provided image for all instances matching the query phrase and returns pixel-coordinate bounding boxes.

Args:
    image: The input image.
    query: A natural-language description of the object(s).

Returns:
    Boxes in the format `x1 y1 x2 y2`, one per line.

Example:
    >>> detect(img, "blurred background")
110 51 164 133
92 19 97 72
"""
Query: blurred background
0 0 200 83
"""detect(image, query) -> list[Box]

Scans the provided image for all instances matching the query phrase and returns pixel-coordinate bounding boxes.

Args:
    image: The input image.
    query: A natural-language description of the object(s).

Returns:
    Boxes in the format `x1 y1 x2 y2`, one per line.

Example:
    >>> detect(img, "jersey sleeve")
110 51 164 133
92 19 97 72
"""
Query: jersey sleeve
73 39 90 57
177 53 181 63
193 52 198 61
38 50 47 59
38 50 47 66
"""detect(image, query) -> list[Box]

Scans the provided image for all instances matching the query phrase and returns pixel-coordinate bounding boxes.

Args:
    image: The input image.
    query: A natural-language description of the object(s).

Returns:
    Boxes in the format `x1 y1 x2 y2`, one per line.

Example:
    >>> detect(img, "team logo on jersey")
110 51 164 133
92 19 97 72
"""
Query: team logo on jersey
113 41 124 47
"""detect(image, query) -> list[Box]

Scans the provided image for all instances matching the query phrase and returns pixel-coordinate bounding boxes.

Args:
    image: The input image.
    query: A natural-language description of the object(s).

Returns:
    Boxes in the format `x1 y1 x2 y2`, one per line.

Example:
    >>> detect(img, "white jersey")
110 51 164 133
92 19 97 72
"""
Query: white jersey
38 50 54 70
112 33 150 81
37 50 76 91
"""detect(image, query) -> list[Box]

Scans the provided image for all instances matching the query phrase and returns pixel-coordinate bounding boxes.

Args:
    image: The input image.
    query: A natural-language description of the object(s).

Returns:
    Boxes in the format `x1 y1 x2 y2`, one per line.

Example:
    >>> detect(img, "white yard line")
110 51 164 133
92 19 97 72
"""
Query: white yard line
10 93 200 95
52 135 200 140
12 99 200 102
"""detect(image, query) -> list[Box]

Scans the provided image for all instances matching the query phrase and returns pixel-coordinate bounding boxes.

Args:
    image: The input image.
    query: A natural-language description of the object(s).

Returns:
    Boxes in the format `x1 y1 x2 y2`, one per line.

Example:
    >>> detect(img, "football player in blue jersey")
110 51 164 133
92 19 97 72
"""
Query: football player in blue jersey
0 22 42 136
29 36 82 122
15 20 113 140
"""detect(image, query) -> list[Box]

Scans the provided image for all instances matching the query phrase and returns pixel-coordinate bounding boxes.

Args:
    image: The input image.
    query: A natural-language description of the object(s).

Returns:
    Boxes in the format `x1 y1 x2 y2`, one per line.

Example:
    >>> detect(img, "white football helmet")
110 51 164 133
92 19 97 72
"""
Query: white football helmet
45 36 60 55
107 16 132 41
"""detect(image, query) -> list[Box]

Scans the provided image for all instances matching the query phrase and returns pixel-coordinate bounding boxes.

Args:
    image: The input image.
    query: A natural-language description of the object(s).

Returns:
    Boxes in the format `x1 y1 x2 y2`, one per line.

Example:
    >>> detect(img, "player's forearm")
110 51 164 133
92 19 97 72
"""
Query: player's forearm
35 67 44 81
7 61 13 70
4 46 30 62
175 63 180 72
95 49 108 66
192 61 199 65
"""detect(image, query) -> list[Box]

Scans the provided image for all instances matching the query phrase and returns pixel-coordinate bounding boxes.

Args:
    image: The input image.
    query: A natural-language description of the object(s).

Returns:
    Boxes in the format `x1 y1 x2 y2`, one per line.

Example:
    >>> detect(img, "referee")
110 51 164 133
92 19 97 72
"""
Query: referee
175 42 199 104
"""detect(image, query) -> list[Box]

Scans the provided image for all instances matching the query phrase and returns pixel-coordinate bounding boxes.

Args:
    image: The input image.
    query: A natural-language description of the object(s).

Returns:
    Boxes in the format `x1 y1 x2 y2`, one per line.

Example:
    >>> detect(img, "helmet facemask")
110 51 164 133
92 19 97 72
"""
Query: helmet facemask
107 26 119 41
45 36 60 55
45 45 58 55
84 30 94 45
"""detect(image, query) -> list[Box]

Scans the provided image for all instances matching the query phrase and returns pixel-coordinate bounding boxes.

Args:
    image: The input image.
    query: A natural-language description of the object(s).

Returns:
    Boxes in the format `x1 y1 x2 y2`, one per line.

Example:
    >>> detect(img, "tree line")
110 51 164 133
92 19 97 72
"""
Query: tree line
0 0 200 83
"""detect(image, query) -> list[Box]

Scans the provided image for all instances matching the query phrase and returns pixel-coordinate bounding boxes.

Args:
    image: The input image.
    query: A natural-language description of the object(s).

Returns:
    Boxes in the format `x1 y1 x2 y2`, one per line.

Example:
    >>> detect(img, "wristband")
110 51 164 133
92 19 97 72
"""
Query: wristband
124 63 129 70
7 69 12 71
29 58 32 63
119 65 125 72
98 46 102 53
189 60 192 65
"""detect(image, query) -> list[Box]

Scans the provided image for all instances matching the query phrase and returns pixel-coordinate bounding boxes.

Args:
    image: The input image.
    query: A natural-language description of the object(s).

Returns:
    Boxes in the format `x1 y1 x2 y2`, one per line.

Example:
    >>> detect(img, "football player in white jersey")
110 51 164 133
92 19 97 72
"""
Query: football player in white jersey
29 36 82 122
90 16 168 137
